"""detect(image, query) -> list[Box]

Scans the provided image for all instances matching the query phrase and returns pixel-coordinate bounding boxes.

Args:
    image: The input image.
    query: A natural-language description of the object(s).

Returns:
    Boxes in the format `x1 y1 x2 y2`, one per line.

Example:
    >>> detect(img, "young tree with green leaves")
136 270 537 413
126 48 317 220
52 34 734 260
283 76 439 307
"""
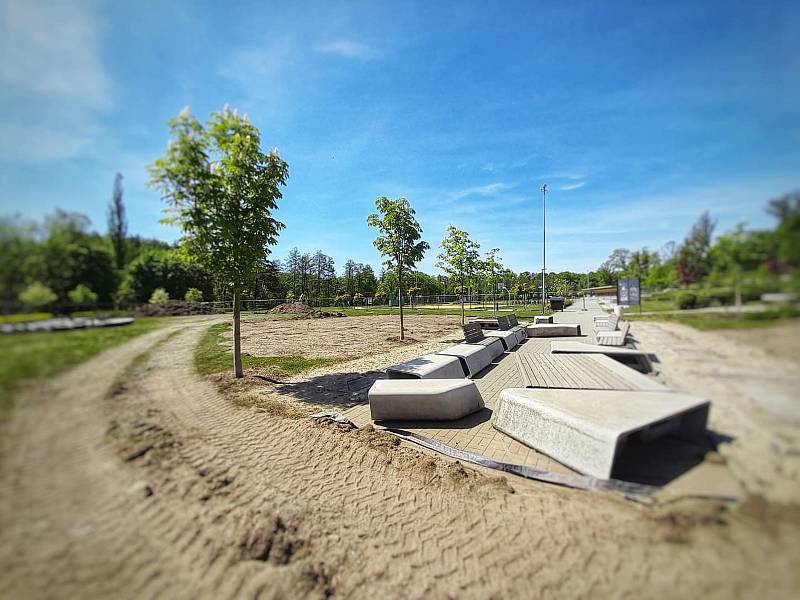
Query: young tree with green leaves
483 248 503 315
367 196 429 340
436 225 480 324
149 105 288 377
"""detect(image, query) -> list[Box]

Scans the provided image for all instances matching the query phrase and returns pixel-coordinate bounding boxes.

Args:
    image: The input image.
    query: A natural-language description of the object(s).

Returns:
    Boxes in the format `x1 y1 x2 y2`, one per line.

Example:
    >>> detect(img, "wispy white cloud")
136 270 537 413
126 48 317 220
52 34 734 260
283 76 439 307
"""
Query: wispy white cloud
452 182 514 200
481 162 496 173
315 39 378 60
0 0 110 162
559 181 586 191
0 0 110 107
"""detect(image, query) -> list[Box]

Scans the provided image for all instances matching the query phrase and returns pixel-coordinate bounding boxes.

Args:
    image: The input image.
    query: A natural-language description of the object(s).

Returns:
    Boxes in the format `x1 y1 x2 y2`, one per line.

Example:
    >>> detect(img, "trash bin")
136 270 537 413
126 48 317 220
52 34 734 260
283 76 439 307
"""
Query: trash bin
549 296 565 311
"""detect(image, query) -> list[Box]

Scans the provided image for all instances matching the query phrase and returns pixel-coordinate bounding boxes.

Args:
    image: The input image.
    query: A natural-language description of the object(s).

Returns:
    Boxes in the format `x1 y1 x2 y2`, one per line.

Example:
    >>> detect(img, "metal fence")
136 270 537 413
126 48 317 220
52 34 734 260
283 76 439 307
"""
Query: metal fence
198 293 554 312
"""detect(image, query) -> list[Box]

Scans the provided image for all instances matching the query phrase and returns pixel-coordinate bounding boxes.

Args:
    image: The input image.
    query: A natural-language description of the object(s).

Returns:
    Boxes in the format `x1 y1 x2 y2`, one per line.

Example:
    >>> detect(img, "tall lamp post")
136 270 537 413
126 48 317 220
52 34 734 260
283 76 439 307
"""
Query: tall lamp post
541 183 548 315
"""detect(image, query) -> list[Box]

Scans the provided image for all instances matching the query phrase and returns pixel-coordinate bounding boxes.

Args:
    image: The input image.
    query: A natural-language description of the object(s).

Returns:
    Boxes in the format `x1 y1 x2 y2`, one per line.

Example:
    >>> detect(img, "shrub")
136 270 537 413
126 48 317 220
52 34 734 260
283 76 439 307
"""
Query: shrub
126 249 214 304
353 292 363 306
114 278 136 306
67 284 98 305
334 294 347 307
184 287 203 302
149 287 170 304
285 290 295 301
676 292 698 310
19 281 57 308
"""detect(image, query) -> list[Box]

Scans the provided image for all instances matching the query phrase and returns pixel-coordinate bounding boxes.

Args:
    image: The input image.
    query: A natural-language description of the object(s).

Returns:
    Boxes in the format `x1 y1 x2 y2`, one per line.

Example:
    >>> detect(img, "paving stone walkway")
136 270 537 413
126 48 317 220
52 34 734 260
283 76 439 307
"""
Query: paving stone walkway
344 300 611 473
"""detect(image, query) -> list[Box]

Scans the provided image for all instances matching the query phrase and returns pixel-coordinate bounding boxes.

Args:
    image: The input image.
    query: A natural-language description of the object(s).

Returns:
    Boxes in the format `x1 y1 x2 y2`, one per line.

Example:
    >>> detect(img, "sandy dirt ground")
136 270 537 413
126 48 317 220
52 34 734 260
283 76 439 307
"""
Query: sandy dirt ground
234 314 464 359
1 316 800 598
632 320 800 503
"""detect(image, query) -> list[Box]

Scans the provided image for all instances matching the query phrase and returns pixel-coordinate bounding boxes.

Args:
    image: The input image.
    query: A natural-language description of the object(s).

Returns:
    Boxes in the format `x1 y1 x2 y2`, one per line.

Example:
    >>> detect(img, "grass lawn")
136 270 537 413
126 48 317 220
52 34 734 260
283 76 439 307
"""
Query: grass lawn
627 306 800 330
0 312 52 324
0 318 164 414
637 297 679 313
194 323 345 377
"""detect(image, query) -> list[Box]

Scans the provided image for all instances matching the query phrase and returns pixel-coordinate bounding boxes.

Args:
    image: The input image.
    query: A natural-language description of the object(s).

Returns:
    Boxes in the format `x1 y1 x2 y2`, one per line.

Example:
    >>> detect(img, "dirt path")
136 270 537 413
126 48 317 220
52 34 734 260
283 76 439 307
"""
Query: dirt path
632 320 800 503
1 319 799 598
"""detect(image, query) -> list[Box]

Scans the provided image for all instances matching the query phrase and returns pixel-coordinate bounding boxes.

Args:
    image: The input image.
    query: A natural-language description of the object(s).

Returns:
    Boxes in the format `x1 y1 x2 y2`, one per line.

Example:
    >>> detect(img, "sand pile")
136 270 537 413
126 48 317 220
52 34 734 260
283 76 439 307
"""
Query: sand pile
268 302 344 319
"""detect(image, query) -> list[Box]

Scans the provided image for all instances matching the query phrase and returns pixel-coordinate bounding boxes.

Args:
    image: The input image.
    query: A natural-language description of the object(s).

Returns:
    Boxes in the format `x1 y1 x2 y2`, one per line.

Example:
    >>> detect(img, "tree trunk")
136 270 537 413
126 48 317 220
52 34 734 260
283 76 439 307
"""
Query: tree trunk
460 273 465 325
233 288 243 378
734 267 742 310
398 265 405 340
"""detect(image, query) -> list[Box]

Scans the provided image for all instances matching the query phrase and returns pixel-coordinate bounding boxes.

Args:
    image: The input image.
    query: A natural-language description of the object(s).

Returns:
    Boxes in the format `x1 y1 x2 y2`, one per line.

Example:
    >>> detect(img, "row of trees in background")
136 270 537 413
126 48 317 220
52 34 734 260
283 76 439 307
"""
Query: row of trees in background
592 192 800 302
3 179 797 317
0 207 220 310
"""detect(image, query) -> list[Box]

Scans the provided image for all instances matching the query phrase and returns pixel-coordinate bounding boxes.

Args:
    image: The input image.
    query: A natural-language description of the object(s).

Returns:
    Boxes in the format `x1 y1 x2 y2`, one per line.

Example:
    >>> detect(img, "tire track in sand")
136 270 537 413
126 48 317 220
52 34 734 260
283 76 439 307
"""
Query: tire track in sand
1 320 799 598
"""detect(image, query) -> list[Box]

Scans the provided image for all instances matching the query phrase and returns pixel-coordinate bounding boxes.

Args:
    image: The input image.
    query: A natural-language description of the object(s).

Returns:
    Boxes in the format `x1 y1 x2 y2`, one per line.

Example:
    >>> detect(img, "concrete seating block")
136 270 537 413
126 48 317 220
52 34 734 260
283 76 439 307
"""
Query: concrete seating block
550 340 652 371
596 321 630 346
550 340 643 357
492 388 710 479
469 318 500 330
533 315 553 324
594 313 620 331
387 353 466 379
483 329 518 350
436 343 495 377
369 379 484 421
525 323 582 338
470 336 504 360
462 323 506 358
495 315 527 344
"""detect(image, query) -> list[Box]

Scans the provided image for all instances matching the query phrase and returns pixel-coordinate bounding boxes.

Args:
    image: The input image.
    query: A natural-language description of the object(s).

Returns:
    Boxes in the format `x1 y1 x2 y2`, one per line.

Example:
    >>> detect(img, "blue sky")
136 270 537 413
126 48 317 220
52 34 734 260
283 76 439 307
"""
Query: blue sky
1 0 798 274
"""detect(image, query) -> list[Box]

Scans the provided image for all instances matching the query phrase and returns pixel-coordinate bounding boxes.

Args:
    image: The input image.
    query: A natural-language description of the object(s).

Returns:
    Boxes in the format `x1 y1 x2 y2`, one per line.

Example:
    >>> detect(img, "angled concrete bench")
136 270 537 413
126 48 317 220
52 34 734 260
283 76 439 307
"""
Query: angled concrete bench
492 388 710 479
436 343 497 377
480 316 519 350
368 379 484 421
596 321 631 346
594 313 620 331
469 317 501 330
506 315 529 342
593 305 625 324
387 353 466 379
462 323 507 357
525 323 582 338
550 340 652 372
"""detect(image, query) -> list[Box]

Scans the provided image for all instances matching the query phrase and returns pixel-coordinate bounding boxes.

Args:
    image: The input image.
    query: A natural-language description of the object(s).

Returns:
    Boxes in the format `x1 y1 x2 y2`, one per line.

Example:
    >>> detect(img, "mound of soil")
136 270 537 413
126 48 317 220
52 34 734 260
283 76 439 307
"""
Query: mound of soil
135 301 218 317
268 302 345 319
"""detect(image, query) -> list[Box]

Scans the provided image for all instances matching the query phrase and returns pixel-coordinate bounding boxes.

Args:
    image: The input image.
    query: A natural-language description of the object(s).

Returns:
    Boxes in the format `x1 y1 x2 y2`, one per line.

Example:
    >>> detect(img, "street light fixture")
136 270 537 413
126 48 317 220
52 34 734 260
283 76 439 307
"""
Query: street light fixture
541 183 548 315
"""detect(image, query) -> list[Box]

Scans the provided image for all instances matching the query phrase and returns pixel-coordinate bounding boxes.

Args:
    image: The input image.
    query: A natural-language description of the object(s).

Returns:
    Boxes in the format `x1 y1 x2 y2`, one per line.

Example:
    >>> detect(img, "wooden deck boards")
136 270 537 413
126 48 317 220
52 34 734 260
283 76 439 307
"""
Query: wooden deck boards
343 306 618 474
513 353 643 390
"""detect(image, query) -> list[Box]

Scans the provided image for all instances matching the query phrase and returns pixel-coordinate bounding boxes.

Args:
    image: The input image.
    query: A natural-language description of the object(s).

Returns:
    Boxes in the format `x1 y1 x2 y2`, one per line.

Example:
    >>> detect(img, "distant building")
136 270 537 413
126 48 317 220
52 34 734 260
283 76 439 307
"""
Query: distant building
581 285 617 297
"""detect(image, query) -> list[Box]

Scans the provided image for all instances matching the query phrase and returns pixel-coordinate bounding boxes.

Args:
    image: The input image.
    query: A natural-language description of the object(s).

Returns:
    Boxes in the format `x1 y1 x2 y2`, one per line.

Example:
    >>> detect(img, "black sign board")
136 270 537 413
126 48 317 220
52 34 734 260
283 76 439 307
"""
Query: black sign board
617 277 640 306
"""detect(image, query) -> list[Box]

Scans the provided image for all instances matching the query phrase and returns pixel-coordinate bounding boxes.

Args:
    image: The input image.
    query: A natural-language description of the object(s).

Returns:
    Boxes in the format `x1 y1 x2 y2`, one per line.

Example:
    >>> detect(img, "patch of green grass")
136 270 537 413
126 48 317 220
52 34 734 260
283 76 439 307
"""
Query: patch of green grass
0 312 52 324
194 323 344 377
0 318 164 414
638 297 678 313
628 305 800 330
